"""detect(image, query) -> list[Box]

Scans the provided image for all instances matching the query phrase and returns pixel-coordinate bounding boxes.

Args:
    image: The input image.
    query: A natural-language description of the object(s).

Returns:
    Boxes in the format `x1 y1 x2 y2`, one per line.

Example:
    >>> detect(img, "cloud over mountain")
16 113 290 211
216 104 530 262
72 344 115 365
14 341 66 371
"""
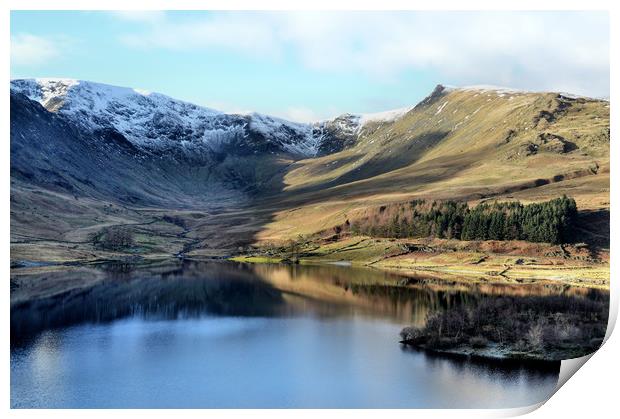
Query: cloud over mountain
117 11 609 97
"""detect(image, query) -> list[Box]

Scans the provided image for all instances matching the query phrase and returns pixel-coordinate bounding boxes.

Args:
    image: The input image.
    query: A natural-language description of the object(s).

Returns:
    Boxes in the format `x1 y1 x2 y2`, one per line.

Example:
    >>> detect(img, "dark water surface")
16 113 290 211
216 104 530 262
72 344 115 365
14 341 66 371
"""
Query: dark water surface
11 261 593 408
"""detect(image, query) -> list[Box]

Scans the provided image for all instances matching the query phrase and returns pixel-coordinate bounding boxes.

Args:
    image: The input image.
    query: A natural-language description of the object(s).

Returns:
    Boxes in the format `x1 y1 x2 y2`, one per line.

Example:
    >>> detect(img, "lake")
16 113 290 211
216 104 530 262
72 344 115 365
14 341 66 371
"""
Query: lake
11 261 596 408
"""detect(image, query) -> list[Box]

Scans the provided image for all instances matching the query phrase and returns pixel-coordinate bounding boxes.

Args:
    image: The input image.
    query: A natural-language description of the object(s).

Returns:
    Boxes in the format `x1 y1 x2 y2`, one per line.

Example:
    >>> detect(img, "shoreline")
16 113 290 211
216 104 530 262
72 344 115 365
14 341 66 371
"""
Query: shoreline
10 256 609 363
11 234 610 291
228 235 610 290
399 341 572 363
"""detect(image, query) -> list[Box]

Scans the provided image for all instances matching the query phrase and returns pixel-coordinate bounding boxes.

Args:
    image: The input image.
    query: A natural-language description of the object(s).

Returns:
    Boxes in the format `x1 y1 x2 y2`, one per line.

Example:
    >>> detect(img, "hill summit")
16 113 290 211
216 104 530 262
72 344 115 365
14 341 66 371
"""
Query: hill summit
10 79 609 260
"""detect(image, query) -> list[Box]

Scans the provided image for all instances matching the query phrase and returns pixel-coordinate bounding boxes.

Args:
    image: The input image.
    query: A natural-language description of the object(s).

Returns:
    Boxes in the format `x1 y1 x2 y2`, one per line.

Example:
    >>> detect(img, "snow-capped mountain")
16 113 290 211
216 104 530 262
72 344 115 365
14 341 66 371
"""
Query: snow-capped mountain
10 78 412 158
9 78 419 207
10 78 610 233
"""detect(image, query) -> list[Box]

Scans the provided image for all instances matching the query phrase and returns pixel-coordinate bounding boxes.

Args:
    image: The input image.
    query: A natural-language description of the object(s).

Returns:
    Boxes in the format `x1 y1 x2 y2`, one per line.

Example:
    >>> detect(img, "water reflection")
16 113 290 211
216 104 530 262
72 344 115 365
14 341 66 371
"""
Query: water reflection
11 260 608 346
10 260 607 408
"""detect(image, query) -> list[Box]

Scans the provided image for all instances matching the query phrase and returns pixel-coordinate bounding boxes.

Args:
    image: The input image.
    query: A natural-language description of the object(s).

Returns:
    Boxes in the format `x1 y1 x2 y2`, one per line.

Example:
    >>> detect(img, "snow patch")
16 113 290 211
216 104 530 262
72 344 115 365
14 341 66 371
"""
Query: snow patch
358 106 411 125
458 85 529 94
435 101 449 115
11 78 322 157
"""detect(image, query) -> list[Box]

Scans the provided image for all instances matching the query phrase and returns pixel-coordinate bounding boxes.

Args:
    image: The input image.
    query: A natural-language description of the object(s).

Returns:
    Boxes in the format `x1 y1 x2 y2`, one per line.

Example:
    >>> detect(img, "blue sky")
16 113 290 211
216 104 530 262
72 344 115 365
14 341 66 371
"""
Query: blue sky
11 11 609 122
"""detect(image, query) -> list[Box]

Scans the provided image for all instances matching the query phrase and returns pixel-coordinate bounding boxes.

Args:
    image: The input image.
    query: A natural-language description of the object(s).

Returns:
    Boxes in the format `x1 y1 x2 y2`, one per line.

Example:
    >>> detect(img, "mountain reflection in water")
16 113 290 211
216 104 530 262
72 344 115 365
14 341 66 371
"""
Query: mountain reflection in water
11 260 607 346
10 260 606 408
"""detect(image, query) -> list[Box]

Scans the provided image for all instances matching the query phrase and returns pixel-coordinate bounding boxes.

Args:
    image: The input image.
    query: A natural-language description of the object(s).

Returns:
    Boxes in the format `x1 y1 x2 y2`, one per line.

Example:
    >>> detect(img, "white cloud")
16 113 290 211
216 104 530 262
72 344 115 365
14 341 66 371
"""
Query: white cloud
200 101 321 123
118 11 609 97
11 33 63 67
200 100 252 115
274 107 323 123
120 13 281 59
109 11 166 24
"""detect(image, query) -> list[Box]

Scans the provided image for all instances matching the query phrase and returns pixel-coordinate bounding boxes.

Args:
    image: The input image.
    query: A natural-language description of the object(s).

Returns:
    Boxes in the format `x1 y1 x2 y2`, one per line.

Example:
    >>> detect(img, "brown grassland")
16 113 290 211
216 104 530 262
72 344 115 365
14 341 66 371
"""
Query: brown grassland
11 87 610 291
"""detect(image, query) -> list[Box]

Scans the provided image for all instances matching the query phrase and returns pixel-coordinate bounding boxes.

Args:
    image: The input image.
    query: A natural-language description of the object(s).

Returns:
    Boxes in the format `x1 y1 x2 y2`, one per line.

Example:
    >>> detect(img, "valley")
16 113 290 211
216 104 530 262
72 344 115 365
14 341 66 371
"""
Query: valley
10 79 610 291
8 10 613 409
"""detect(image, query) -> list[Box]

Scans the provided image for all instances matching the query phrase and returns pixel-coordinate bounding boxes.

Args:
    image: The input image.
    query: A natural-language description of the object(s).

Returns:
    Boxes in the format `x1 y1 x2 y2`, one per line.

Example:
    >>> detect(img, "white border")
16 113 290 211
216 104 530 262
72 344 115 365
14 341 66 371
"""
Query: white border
2 1 617 417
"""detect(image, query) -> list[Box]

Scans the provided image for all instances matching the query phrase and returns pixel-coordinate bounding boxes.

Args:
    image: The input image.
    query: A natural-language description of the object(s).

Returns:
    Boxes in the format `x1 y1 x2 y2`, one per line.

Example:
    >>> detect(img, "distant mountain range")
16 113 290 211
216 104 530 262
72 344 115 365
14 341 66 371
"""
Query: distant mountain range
9 78 416 207
10 78 610 260
11 78 411 159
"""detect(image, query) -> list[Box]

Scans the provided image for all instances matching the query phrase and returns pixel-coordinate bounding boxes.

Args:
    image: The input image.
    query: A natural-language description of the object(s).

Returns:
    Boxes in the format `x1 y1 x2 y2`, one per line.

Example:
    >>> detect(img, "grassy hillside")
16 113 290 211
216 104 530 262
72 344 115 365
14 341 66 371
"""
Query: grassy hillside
10 85 610 269
253 86 609 243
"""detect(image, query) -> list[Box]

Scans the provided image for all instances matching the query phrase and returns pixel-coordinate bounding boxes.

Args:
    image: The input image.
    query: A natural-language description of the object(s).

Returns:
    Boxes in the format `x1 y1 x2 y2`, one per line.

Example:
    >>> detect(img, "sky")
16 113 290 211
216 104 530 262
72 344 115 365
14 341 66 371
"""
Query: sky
10 11 609 122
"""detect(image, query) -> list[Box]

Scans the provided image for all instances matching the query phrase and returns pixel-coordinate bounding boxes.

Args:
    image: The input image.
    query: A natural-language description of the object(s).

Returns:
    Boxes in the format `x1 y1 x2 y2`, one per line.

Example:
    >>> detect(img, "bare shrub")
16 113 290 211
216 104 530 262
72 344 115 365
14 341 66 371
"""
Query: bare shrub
514 339 529 352
549 313 581 341
400 293 608 360
525 321 545 350
95 227 135 251
400 326 424 342
469 336 489 348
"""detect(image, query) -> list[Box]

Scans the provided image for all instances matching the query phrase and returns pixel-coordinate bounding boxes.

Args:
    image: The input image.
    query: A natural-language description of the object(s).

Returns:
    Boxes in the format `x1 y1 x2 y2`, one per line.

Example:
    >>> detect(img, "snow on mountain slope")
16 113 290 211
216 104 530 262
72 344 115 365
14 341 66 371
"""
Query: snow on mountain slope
10 78 413 159
10 79 320 157
358 106 412 126
247 112 318 156
311 108 412 156
316 107 412 138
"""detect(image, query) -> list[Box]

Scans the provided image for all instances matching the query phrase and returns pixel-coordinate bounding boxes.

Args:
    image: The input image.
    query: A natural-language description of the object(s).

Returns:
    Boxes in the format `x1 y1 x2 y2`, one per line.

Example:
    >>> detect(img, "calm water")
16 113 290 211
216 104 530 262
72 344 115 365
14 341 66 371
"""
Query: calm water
11 261 582 408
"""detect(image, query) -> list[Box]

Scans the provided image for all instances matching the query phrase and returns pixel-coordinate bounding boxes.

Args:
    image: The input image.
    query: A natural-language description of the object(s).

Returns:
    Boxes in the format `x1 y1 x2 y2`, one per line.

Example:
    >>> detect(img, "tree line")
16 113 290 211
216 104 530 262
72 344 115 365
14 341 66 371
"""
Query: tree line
93 226 135 250
348 196 577 244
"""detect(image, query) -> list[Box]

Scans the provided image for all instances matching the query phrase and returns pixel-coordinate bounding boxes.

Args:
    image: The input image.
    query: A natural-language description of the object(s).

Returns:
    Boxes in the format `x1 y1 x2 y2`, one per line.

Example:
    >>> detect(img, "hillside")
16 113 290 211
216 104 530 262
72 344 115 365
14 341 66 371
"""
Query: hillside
10 80 610 266
255 85 609 243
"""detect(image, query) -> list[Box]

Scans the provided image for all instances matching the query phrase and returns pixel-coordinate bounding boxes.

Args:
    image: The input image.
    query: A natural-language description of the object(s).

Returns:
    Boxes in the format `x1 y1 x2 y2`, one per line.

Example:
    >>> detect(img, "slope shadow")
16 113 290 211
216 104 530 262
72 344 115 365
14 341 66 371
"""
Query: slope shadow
281 130 451 198
575 209 610 252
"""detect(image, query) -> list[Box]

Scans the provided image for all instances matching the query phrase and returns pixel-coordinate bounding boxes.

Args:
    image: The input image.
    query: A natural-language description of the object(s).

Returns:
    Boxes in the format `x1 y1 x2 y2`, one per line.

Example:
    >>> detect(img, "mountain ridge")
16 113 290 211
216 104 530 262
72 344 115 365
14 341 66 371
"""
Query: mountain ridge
10 78 610 261
11 78 420 159
16 78 606 161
